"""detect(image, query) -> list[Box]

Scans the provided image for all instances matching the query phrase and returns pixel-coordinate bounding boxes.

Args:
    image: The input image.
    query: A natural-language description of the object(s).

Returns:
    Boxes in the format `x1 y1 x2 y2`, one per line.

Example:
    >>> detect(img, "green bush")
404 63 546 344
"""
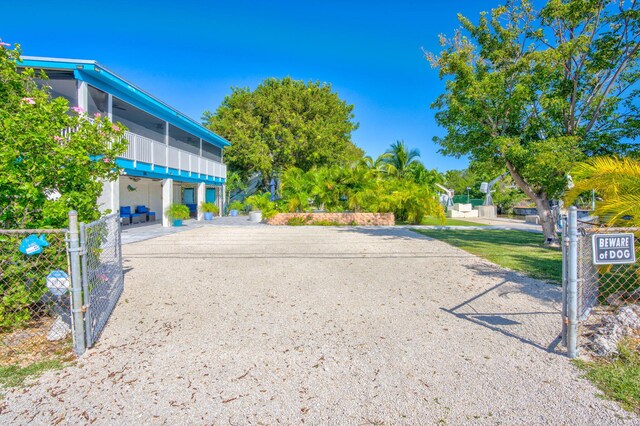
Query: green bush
229 201 245 212
0 233 67 332
199 202 219 214
287 216 310 226
166 204 190 221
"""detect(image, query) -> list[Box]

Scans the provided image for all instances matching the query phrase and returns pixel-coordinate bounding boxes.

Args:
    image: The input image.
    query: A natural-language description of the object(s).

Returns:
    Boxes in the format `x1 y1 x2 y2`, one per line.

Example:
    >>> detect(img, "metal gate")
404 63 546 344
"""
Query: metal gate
79 213 124 348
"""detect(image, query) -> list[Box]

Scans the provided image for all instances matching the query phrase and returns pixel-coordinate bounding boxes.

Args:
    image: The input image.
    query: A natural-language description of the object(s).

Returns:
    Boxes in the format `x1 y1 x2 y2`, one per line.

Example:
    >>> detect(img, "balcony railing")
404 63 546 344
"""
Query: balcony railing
120 131 226 179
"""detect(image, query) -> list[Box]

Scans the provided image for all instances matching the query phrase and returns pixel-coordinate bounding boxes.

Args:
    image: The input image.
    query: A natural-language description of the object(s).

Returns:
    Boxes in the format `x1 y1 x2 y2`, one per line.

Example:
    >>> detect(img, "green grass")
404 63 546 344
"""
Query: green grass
396 216 486 227
576 340 640 412
0 359 66 389
412 229 562 283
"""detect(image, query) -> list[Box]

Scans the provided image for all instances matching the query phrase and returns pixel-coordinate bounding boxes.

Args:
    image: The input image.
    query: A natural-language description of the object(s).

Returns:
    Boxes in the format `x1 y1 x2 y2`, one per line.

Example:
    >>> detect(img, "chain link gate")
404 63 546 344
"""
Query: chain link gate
562 206 640 358
79 213 124 349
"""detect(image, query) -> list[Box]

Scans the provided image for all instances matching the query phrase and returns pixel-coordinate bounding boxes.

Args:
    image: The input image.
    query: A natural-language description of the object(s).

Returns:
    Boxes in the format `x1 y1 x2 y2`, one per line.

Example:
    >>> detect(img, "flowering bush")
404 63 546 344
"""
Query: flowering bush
0 42 128 228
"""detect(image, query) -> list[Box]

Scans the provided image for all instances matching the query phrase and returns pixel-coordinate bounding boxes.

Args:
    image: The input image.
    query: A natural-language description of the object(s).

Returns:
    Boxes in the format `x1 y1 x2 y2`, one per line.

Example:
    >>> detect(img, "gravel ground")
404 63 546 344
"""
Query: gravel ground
1 226 637 425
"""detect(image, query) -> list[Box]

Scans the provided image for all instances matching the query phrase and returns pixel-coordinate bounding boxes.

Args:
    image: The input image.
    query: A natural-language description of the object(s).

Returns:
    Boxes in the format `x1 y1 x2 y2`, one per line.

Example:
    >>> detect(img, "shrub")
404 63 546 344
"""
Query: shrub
229 201 245 212
287 216 310 226
199 202 219 214
166 204 190 221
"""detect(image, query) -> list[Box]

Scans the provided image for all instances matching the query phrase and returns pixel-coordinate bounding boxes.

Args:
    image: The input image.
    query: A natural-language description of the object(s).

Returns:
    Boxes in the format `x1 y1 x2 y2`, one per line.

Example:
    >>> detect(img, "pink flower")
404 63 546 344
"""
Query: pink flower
71 106 85 114
103 157 111 163
112 125 120 132
0 41 10 48
21 97 35 105
54 135 63 142
94 112 102 118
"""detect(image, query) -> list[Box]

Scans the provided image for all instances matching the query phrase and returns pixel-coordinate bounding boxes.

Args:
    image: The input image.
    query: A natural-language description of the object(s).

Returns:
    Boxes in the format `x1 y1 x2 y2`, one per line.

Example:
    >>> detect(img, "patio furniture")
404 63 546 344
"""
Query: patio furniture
120 206 142 225
120 216 131 226
185 203 197 218
136 205 156 222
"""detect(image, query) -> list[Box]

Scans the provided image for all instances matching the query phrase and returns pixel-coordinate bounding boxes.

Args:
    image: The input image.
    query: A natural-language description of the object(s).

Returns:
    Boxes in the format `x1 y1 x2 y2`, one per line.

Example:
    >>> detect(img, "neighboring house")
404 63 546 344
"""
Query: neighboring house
19 56 229 227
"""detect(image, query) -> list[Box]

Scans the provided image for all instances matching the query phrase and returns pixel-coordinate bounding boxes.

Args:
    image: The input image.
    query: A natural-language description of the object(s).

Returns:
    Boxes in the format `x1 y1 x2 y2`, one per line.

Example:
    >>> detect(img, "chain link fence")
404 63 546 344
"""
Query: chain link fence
562 207 640 357
1 212 125 365
80 214 123 347
0 229 73 365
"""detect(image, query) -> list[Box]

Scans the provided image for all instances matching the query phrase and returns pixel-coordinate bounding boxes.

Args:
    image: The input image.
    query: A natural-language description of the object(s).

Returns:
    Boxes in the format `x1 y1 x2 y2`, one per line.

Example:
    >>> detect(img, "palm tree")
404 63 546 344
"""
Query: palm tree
359 153 392 175
565 156 640 226
382 140 421 177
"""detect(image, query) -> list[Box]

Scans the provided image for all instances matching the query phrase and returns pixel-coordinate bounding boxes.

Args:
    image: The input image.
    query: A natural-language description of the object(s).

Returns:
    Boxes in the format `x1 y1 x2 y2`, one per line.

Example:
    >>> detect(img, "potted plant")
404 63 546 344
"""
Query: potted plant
244 193 277 223
200 202 219 220
229 201 244 217
166 204 190 226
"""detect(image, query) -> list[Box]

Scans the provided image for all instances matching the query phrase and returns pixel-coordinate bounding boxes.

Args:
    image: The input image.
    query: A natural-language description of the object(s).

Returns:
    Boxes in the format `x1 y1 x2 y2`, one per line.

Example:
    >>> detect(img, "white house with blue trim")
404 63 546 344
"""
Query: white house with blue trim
19 57 229 227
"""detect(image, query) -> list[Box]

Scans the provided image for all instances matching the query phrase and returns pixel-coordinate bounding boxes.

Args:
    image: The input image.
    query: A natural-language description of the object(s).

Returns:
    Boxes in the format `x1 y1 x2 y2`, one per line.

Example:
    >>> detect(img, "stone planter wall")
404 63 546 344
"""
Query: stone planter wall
267 212 395 226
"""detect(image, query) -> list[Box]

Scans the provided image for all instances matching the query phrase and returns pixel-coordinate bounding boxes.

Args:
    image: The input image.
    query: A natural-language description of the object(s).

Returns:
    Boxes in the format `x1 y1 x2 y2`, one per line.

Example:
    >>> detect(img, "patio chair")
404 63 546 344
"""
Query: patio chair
120 206 141 225
136 205 156 222
186 203 197 218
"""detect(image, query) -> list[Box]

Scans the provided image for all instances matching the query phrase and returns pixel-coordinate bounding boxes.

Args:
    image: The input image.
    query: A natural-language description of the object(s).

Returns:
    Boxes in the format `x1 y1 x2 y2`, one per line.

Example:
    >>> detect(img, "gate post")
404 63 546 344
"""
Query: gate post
79 222 92 347
561 216 568 347
567 206 579 358
68 211 86 355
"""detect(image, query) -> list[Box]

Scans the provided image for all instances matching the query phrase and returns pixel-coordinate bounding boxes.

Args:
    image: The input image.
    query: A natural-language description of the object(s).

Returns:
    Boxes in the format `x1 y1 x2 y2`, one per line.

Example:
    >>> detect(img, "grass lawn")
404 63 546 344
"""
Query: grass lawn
0 360 66 389
397 216 486 227
412 229 562 283
576 340 640 413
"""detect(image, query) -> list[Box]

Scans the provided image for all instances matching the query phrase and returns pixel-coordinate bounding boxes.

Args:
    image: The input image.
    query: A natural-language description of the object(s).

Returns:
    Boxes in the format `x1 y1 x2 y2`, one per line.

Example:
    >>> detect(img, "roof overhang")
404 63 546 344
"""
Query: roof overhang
19 56 231 148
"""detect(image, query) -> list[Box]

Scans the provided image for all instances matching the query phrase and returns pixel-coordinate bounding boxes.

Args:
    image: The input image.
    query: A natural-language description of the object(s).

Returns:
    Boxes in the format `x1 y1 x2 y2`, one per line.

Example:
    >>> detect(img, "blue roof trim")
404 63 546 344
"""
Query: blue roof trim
19 57 231 148
116 159 225 184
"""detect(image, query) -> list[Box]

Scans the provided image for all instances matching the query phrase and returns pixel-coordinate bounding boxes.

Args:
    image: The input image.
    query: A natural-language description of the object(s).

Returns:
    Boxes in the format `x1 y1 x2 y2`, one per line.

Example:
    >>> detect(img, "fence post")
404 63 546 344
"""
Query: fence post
561 215 568 347
79 222 92 348
567 206 579 358
68 211 86 355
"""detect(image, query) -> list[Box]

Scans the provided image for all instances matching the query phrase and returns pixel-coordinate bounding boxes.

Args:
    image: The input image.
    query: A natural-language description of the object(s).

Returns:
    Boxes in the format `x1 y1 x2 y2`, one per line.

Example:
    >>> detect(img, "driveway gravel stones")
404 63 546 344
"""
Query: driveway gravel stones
1 226 637 424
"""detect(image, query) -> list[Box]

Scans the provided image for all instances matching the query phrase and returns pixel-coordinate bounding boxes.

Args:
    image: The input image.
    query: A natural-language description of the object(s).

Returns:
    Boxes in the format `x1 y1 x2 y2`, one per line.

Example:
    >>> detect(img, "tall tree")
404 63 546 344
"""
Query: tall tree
428 0 640 245
203 77 362 183
382 140 421 177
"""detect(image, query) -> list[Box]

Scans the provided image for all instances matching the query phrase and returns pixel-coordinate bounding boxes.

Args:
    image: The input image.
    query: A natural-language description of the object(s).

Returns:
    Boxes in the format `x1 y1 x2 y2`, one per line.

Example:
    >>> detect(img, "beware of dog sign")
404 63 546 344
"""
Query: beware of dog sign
592 234 636 265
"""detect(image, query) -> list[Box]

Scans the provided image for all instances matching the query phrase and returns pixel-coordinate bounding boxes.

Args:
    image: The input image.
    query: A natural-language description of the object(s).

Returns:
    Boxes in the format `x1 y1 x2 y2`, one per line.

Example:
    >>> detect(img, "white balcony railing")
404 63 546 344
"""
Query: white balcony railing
120 131 226 179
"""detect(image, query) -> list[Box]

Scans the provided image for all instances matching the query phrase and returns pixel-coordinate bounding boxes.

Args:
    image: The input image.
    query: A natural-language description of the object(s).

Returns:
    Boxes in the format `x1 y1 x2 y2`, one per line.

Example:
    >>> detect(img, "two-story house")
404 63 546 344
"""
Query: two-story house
19 56 229 227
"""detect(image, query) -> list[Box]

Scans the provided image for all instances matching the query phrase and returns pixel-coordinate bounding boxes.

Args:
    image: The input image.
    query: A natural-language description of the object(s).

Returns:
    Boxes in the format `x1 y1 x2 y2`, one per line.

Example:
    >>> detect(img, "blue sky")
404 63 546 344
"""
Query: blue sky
2 0 497 171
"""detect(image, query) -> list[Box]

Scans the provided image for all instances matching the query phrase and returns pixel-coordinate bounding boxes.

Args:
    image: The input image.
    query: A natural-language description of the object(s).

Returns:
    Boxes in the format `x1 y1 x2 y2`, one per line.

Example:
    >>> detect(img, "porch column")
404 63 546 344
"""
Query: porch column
77 81 88 111
97 177 120 215
197 182 206 221
162 178 173 227
221 184 226 217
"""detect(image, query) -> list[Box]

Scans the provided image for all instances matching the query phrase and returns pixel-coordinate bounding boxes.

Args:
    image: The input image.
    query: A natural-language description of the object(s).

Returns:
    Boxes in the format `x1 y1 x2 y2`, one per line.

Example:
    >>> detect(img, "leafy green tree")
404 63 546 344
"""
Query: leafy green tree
0 43 127 228
203 77 362 183
428 0 640 245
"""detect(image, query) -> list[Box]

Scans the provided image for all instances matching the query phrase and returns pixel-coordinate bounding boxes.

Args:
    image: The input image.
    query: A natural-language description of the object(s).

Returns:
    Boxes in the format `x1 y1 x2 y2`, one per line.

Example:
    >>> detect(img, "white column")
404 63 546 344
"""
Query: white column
162 178 174 227
77 81 88 112
97 177 120 215
197 182 206 221
107 93 113 120
221 184 226 217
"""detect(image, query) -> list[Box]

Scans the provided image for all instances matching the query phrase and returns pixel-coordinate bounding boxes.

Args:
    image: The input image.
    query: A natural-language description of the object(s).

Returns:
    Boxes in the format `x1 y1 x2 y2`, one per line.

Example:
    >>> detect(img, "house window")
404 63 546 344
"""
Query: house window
37 70 78 107
112 96 165 142
88 85 108 116
201 142 222 162
169 125 200 155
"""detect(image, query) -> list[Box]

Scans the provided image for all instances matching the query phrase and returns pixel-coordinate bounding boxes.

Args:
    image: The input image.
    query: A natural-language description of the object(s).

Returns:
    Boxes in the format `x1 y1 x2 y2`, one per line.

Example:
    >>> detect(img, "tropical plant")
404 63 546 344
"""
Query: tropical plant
565 157 640 226
199 202 219 214
427 0 640 245
382 140 421 177
204 77 363 184
244 193 278 219
228 201 245 213
0 42 127 228
166 204 190 221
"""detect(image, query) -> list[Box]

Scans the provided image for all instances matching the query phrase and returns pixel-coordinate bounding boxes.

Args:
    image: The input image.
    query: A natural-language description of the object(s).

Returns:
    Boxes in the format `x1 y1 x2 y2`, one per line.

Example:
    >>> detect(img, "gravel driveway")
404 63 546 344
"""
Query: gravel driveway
1 226 637 424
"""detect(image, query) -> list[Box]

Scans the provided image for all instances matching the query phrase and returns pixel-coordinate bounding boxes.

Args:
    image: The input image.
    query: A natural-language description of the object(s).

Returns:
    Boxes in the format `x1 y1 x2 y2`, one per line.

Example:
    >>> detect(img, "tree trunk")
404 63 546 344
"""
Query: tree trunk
505 160 560 246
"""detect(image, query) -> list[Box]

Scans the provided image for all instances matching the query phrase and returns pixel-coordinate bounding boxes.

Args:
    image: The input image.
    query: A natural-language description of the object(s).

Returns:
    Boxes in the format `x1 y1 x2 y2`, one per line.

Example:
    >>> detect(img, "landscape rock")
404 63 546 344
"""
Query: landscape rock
588 304 640 356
